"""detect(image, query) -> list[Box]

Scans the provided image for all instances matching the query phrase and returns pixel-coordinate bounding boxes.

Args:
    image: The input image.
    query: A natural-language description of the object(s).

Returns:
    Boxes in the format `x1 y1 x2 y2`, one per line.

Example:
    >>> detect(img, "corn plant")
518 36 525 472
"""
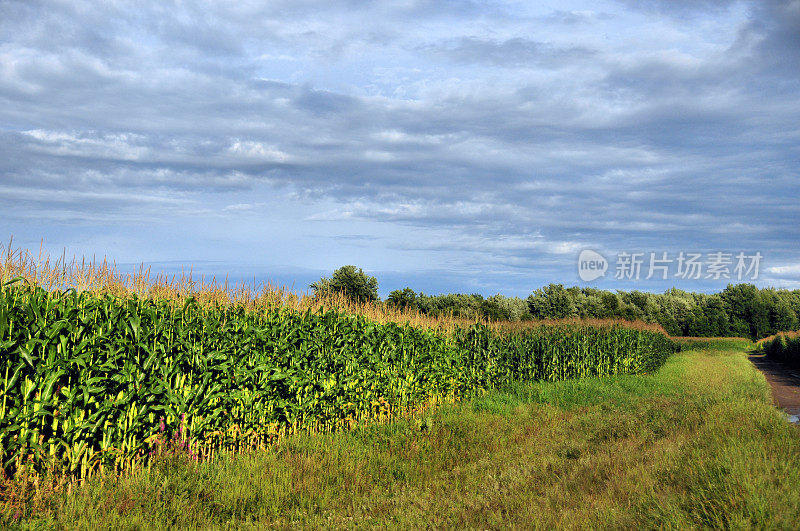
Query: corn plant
0 278 676 480
761 331 800 369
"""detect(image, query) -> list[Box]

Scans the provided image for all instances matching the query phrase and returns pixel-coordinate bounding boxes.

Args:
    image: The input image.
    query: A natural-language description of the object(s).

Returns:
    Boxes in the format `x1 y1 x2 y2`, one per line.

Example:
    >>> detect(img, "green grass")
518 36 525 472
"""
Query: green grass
673 336 755 352
5 343 800 529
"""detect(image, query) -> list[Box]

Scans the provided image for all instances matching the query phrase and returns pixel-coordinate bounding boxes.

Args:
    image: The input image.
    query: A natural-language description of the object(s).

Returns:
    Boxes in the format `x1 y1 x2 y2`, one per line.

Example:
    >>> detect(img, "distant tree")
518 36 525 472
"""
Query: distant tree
601 292 621 317
312 274 800 338
527 284 577 319
622 291 649 313
310 265 379 303
686 305 713 337
581 293 607 319
782 290 800 323
480 298 511 321
413 292 485 319
702 296 730 336
387 287 417 309
487 294 530 321
720 284 770 339
766 290 798 335
618 301 644 321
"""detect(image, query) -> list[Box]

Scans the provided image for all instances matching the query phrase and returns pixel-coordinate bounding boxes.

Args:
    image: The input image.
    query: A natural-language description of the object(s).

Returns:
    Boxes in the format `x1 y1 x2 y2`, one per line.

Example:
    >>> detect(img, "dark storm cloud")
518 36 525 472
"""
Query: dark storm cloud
744 0 800 92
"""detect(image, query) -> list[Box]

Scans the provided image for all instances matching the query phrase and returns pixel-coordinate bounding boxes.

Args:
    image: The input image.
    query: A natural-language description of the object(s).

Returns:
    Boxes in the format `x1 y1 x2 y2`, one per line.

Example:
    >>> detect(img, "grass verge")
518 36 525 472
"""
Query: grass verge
5 342 800 529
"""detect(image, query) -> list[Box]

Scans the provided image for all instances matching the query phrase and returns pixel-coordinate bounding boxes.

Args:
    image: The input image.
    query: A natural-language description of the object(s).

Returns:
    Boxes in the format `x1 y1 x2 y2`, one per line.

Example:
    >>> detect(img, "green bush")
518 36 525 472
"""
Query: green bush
310 265 379 303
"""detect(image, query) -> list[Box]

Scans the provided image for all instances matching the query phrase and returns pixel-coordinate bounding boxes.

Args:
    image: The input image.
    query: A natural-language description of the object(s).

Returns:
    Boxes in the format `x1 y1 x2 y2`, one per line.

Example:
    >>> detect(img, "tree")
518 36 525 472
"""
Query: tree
387 287 417 309
768 300 797 336
702 296 730 337
487 294 530 321
686 305 713 337
720 284 770 339
310 265 379 303
622 291 649 313
527 284 577 319
480 298 511 321
601 292 621 317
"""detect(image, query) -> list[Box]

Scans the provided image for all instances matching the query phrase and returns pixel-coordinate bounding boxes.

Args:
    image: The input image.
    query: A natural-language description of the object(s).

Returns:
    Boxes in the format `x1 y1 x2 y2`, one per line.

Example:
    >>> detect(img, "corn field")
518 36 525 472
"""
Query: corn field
759 331 800 368
0 275 676 481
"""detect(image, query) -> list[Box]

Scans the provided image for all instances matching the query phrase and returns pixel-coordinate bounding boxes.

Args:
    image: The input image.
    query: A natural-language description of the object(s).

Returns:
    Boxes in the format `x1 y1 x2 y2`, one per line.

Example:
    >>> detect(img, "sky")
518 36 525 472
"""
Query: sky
1 0 798 298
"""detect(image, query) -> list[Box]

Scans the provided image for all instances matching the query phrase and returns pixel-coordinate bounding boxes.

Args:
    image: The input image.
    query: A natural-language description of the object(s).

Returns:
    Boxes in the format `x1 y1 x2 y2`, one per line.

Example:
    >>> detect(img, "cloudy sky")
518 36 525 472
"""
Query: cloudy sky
1 0 798 297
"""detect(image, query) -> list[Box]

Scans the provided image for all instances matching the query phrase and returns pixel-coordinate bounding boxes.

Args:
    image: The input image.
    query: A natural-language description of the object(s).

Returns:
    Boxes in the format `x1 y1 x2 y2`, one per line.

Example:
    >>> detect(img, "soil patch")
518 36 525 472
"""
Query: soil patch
749 352 800 420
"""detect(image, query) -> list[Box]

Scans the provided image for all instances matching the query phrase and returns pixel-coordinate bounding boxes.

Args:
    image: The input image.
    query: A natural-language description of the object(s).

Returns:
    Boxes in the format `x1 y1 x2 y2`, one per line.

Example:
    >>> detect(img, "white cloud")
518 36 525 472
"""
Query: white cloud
22 130 149 161
768 264 800 277
227 140 291 162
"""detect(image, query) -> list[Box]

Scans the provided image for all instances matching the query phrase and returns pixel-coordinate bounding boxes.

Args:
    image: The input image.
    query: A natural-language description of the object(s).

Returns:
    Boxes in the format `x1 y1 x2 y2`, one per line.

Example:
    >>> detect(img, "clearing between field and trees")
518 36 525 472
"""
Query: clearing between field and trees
2 245 800 528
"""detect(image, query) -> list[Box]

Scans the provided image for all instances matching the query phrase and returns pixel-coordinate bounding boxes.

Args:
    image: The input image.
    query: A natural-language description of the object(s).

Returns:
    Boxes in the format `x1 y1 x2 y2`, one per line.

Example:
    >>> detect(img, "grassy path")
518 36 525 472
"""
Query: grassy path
8 343 800 529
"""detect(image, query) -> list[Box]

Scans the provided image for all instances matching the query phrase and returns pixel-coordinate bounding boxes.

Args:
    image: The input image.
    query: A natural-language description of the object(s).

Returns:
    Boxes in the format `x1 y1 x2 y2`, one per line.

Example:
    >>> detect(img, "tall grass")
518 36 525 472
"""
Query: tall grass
672 336 754 352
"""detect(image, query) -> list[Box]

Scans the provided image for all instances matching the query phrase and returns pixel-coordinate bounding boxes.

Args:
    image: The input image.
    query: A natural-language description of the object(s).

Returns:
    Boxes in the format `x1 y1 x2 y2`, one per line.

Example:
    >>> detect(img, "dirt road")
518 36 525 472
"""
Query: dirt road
749 352 800 422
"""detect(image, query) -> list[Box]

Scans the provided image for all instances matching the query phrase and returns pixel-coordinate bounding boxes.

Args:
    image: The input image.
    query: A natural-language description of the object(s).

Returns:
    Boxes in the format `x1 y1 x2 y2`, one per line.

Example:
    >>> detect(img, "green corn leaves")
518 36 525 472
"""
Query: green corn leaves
0 282 676 480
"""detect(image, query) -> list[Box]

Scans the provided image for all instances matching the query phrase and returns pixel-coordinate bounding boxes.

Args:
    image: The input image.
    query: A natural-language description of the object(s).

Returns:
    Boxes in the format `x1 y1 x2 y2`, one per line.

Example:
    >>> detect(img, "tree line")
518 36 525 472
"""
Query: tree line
311 266 800 340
